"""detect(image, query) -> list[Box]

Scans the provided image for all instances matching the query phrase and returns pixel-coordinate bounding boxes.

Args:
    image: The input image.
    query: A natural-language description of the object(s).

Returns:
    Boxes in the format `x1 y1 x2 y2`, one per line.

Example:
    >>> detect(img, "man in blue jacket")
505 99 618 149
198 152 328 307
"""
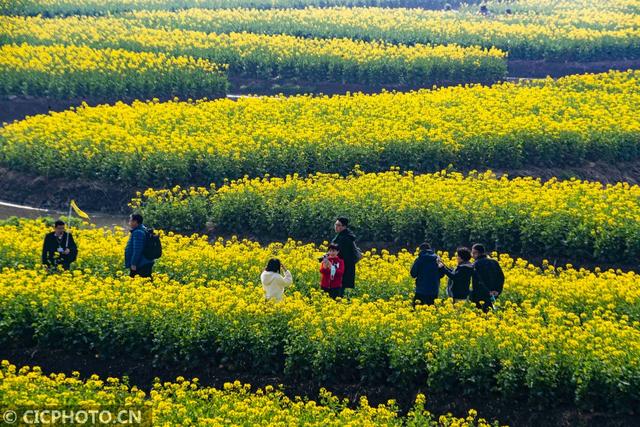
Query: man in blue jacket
125 213 154 278
410 242 443 306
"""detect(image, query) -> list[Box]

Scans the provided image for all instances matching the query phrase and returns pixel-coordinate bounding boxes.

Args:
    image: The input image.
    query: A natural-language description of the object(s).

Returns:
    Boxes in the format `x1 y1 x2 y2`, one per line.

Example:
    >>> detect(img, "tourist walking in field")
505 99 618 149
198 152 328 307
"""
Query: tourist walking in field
331 217 360 297
320 243 344 299
125 213 154 278
438 247 475 303
470 243 505 312
410 242 444 306
261 258 293 302
41 220 78 271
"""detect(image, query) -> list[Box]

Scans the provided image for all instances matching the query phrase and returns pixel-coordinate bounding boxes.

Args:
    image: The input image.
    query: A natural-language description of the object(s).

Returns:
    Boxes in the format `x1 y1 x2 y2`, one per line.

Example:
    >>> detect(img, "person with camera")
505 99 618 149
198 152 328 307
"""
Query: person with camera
41 220 78 271
320 243 344 299
261 258 293 302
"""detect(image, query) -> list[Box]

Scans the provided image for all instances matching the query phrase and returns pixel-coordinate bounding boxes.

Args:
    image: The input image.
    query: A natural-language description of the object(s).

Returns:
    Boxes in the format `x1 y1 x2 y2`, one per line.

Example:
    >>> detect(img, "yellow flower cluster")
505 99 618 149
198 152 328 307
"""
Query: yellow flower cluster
0 15 506 86
0 361 497 426
126 5 640 61
2 219 639 320
1 70 636 185
0 266 637 410
133 169 640 263
0 0 476 16
485 0 638 14
0 43 228 99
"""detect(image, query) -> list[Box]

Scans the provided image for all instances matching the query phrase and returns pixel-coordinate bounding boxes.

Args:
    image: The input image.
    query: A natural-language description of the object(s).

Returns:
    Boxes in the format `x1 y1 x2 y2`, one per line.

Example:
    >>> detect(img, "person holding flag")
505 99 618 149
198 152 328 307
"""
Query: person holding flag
41 200 89 271
42 219 78 271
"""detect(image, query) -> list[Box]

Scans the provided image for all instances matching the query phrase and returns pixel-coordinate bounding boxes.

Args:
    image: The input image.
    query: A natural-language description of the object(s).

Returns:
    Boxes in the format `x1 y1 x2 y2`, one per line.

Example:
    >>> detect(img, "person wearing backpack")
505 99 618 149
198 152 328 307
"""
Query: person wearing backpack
471 243 505 312
125 213 155 278
330 217 361 297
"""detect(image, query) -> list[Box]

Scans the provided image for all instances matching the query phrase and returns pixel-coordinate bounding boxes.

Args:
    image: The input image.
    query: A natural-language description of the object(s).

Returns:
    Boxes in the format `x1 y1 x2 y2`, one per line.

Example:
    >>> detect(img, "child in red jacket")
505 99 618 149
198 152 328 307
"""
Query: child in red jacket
320 243 344 299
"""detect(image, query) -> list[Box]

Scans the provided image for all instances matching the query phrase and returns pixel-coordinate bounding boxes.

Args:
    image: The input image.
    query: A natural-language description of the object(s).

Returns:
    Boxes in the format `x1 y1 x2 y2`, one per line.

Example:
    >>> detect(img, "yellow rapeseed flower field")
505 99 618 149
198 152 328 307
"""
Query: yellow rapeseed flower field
0 15 506 86
1 219 639 320
0 265 637 410
126 6 640 61
133 170 640 263
0 0 484 16
0 43 228 99
0 361 498 426
1 71 636 185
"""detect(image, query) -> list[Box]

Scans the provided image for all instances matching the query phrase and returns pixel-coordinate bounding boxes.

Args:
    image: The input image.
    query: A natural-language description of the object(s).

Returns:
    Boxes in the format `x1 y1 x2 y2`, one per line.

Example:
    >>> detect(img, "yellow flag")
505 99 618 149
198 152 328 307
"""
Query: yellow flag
70 200 90 220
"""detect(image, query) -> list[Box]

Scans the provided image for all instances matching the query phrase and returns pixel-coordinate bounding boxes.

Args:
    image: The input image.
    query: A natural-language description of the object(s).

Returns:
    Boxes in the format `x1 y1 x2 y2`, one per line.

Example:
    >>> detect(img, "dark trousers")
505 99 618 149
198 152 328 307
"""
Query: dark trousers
130 263 153 278
413 293 437 307
323 288 342 299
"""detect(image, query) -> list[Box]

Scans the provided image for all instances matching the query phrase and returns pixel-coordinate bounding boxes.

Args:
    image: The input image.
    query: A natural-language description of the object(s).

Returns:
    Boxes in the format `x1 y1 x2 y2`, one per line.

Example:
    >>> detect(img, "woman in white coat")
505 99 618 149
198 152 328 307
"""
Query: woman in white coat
260 258 293 302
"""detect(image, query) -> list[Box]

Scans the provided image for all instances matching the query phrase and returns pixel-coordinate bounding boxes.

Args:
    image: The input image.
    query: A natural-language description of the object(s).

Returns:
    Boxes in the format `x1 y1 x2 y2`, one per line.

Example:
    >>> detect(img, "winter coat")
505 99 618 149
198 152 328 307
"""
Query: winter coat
261 270 293 302
320 256 345 289
410 249 444 296
124 224 153 269
471 255 505 302
441 263 475 300
42 231 78 268
331 228 357 288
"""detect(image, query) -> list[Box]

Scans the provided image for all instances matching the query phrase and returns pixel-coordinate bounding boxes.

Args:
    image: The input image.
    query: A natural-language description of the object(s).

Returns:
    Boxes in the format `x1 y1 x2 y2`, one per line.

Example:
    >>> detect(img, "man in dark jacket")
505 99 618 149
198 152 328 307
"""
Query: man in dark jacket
331 217 357 297
410 242 443 306
42 220 78 271
471 243 505 312
125 213 154 278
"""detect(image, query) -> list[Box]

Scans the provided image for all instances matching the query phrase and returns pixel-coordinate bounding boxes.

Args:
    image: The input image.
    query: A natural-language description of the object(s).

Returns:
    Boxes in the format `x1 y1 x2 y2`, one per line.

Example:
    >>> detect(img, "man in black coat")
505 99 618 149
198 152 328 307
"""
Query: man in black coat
331 217 358 297
471 243 504 312
42 220 78 271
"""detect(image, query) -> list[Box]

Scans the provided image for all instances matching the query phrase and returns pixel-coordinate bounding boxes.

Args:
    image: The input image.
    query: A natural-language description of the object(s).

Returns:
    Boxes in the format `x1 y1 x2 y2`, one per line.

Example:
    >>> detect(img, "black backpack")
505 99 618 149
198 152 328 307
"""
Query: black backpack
143 228 162 260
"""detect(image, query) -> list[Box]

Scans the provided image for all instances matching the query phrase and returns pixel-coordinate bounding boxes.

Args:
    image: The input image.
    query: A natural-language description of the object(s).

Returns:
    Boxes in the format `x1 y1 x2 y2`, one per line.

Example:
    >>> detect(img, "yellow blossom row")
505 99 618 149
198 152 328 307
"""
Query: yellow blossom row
0 15 507 86
2 219 639 320
1 70 636 185
0 43 228 99
0 361 498 426
0 267 638 410
0 0 470 16
132 169 640 263
125 6 640 61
